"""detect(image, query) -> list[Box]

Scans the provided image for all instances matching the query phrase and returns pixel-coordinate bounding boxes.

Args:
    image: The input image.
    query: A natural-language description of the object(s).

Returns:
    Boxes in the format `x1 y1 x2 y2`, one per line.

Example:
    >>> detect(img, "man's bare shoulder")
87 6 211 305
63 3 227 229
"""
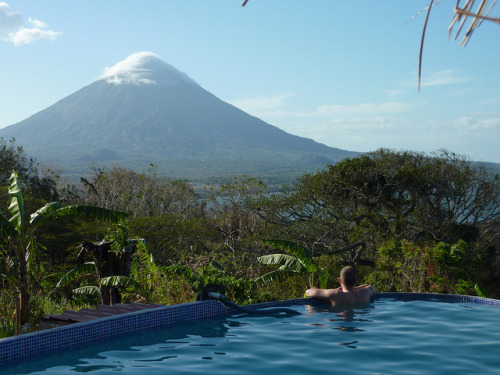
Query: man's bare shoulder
354 285 375 301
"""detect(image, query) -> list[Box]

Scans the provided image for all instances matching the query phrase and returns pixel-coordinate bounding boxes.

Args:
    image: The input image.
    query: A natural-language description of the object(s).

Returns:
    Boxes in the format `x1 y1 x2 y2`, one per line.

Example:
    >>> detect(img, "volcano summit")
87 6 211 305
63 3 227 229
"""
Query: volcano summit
0 52 358 180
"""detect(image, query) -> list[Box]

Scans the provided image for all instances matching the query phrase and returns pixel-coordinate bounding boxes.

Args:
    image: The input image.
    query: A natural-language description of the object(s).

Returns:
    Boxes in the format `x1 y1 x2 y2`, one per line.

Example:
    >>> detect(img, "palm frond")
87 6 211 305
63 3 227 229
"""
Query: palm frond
318 267 334 289
261 239 317 272
450 0 500 46
29 202 61 226
73 286 100 296
99 275 140 289
7 171 24 236
34 205 127 227
54 262 96 289
257 254 306 273
255 267 299 285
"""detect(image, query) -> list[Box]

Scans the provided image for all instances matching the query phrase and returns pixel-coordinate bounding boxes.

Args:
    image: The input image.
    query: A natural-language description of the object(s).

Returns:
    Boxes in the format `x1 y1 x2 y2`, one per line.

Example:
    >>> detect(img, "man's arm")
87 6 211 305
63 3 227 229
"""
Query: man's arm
355 284 375 297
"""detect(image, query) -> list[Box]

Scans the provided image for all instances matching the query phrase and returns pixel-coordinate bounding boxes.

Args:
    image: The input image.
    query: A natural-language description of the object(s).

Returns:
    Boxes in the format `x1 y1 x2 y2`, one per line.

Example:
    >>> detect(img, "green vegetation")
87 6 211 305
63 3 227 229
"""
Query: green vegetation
1 138 499 338
0 170 126 335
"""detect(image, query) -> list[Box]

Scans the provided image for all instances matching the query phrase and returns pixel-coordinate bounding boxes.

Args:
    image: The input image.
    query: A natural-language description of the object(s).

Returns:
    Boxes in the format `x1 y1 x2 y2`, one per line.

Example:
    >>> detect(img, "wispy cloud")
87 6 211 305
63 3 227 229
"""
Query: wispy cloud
229 92 294 114
314 102 413 116
228 93 416 152
455 116 500 131
230 92 413 121
420 69 471 87
0 2 61 45
228 90 498 161
402 69 471 88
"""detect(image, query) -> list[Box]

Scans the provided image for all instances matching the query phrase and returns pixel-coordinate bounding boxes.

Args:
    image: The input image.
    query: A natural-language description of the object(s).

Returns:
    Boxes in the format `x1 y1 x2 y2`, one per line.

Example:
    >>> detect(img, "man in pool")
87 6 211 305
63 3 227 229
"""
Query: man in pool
305 266 375 306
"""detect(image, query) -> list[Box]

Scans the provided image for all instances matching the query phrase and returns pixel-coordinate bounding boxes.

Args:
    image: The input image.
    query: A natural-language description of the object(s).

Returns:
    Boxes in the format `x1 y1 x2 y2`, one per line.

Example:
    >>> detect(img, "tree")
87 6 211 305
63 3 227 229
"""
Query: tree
203 175 268 254
0 138 37 187
0 171 126 334
0 138 61 215
255 149 499 265
79 165 199 218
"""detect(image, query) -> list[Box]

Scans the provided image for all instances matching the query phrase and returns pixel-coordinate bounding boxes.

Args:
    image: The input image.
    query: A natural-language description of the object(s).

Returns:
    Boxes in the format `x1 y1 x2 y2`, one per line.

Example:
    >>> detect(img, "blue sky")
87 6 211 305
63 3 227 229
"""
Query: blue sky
1 1 499 162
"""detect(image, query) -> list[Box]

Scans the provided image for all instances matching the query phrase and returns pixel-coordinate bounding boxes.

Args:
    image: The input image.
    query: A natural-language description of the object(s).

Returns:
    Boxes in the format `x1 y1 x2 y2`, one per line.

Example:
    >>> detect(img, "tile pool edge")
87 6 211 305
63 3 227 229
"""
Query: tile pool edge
374 292 500 305
1 293 499 367
0 300 225 367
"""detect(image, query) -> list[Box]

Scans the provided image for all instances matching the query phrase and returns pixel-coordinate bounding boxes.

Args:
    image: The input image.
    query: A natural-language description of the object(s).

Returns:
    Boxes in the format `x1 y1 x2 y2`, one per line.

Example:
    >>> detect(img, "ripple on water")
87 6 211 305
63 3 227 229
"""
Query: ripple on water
6 301 500 375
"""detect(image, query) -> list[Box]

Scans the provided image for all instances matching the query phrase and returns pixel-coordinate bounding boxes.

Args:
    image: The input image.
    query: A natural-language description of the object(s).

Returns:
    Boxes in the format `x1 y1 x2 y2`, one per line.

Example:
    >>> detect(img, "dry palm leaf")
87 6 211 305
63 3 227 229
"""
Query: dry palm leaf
416 0 498 90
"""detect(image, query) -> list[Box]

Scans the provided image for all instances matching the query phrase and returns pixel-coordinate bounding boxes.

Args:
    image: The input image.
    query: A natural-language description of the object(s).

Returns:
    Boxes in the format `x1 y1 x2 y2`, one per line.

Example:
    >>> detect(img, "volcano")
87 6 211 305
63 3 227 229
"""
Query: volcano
0 52 358 180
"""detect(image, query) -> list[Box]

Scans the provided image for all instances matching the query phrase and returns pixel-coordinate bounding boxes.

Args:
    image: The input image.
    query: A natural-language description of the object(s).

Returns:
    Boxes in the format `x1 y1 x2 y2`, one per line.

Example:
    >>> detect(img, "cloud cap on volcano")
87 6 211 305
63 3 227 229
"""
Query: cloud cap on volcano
98 51 197 86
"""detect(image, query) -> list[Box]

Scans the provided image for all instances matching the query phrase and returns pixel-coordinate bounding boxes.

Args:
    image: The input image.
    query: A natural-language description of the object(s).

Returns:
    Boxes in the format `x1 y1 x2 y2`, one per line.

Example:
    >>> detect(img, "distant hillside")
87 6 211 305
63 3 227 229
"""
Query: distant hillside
0 52 359 182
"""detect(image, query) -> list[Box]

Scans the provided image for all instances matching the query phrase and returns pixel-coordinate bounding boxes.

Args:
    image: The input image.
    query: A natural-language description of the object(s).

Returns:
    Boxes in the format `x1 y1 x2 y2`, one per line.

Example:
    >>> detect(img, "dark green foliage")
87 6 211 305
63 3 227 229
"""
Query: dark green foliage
425 241 480 294
128 215 209 265
367 240 481 295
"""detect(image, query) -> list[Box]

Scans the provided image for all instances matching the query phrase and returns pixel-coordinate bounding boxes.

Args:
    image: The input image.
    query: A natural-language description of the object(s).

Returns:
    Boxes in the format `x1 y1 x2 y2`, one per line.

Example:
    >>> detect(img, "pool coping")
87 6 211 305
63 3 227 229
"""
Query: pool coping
1 292 499 367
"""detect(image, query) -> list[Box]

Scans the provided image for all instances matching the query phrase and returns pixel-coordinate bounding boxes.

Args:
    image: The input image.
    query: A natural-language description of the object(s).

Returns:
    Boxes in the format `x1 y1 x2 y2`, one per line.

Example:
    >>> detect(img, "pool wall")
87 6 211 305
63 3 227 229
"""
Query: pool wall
1 293 499 367
0 300 226 367
375 292 500 305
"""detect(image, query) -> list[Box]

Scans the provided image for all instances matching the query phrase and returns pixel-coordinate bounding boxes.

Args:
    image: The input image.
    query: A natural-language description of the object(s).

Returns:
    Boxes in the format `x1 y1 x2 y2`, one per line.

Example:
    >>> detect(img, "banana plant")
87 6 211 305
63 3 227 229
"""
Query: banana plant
0 171 126 335
55 261 140 300
55 240 157 304
256 239 331 289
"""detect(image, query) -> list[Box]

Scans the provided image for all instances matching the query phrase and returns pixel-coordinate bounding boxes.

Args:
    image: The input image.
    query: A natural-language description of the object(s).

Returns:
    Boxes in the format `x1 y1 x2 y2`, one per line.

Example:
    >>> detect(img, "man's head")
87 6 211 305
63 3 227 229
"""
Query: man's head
339 266 357 288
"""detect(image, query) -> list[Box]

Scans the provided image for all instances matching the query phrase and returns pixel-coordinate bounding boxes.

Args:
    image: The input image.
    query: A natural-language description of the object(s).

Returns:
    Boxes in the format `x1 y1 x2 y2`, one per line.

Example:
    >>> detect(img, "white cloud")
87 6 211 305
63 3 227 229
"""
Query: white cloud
227 90 499 162
0 2 23 33
399 69 472 90
314 102 414 116
99 52 160 85
228 92 295 118
28 17 47 29
230 92 413 123
0 2 61 45
455 116 500 131
421 69 471 87
402 69 471 88
384 89 407 100
99 52 197 86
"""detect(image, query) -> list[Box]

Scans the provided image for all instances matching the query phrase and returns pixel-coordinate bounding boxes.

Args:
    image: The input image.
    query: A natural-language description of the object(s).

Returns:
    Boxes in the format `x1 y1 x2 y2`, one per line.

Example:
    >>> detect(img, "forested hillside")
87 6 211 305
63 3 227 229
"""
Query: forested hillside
1 138 499 337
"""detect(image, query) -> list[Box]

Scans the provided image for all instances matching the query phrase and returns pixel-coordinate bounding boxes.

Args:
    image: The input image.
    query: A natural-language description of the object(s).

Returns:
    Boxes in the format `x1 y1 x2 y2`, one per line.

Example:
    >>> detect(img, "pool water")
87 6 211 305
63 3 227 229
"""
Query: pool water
6 299 500 374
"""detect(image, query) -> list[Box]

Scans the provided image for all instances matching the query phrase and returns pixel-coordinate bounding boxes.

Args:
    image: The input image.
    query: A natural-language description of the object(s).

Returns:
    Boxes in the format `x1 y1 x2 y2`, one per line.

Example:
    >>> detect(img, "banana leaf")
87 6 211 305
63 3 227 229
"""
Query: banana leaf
54 262 96 289
255 267 300 285
99 276 140 289
257 254 306 273
73 286 100 296
8 171 24 237
261 239 318 273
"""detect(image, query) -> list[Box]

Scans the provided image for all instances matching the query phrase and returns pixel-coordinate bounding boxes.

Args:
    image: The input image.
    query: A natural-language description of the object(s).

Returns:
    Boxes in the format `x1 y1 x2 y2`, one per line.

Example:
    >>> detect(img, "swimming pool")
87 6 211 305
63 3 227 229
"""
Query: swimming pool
4 295 500 374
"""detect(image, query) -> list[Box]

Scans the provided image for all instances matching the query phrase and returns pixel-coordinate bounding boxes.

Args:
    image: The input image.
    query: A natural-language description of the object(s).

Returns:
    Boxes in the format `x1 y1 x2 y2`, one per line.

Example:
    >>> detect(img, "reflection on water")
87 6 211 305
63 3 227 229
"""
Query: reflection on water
305 303 374 349
8 317 236 374
339 341 359 349
135 356 177 362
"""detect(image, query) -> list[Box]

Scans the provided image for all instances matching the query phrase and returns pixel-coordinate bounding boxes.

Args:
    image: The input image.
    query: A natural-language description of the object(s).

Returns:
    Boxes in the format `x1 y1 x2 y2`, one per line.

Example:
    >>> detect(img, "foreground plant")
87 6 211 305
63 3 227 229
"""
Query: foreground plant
0 171 126 335
256 239 331 289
